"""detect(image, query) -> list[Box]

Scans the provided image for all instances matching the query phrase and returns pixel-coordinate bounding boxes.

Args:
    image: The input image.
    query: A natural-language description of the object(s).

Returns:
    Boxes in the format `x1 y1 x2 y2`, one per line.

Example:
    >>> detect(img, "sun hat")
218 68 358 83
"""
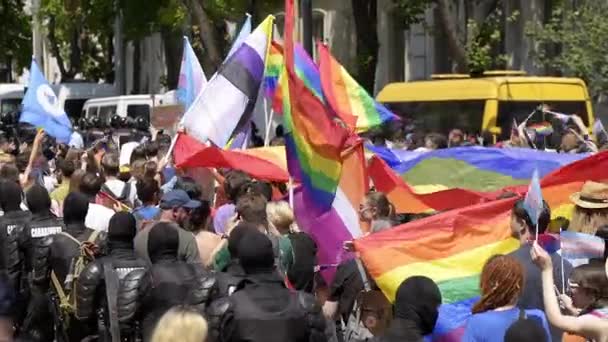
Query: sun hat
569 181 608 209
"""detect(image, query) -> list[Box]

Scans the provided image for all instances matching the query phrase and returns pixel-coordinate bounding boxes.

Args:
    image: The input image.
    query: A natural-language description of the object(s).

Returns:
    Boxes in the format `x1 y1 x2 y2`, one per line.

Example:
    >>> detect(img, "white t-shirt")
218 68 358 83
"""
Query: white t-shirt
85 203 115 232
104 179 137 206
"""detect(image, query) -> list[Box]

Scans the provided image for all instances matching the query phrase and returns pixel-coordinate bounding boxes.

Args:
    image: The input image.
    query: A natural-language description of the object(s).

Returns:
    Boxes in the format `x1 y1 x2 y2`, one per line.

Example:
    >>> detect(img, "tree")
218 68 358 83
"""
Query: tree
352 0 431 92
526 1 608 100
40 0 115 81
0 0 31 81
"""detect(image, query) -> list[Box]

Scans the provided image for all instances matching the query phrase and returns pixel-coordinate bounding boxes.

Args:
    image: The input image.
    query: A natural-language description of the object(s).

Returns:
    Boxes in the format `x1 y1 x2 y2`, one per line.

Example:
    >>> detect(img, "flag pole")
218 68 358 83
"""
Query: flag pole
560 227 566 293
163 132 180 167
535 223 539 242
288 176 294 208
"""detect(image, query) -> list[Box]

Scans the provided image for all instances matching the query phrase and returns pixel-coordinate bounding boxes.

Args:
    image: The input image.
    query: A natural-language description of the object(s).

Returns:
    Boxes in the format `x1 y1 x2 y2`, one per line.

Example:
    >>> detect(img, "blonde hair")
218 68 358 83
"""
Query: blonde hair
569 206 608 235
150 306 208 342
267 201 294 234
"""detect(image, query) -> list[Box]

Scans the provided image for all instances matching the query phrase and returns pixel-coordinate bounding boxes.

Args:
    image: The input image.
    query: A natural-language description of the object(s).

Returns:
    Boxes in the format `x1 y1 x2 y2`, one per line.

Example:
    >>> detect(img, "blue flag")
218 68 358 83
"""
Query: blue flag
20 59 72 143
523 169 544 227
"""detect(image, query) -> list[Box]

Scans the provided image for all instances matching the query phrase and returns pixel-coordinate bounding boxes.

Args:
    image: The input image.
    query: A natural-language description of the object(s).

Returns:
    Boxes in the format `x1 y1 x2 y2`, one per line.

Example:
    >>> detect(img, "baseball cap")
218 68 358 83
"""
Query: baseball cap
160 189 201 210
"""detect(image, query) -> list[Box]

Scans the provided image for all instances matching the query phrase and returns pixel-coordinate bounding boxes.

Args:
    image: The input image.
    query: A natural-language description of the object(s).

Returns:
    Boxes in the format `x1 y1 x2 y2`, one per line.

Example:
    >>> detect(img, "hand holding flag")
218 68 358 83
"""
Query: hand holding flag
20 59 72 143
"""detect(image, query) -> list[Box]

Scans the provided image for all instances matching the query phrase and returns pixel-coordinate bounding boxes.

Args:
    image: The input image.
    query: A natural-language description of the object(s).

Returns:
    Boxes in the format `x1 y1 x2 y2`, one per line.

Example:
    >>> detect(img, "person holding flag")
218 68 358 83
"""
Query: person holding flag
507 174 573 341
20 59 72 144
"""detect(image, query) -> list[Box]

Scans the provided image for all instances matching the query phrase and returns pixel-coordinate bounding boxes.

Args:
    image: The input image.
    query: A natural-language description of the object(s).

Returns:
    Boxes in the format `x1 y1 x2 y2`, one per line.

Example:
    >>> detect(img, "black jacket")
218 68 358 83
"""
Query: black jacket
129 259 215 341
208 272 327 342
0 210 31 297
19 213 64 285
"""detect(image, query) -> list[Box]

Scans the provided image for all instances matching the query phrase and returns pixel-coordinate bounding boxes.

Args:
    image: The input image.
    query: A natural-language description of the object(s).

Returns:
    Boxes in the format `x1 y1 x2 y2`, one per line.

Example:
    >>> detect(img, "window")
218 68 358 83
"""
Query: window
98 105 117 124
127 104 150 122
0 98 21 115
387 100 486 135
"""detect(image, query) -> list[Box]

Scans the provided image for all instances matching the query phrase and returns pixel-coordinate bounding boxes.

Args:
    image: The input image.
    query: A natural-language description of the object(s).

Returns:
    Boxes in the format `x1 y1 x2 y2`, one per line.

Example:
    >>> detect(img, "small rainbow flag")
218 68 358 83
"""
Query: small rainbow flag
527 121 554 136
318 42 398 133
282 0 350 214
264 42 283 101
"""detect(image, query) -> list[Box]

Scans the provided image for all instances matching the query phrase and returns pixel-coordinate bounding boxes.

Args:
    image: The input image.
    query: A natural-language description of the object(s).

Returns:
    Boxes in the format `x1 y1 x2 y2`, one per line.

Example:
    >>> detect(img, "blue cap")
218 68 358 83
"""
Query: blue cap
160 189 201 210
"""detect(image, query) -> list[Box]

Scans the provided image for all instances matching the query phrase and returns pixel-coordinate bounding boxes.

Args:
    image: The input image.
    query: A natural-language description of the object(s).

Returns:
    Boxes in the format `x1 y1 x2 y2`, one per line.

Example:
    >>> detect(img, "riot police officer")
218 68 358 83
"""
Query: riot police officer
0 181 31 332
32 191 105 342
75 212 147 342
123 222 215 341
207 230 327 342
18 184 65 341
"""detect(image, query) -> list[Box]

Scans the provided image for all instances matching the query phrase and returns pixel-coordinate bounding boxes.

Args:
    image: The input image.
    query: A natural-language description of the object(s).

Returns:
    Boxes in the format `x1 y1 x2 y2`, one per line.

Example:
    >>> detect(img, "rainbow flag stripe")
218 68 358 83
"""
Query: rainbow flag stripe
318 42 398 133
294 44 324 102
263 42 284 100
283 0 349 213
528 121 554 136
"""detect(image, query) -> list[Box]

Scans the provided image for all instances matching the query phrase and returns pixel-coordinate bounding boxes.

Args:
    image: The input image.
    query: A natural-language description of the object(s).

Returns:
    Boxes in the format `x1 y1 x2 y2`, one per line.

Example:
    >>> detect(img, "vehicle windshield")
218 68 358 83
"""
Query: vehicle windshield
1 98 21 115
386 101 485 135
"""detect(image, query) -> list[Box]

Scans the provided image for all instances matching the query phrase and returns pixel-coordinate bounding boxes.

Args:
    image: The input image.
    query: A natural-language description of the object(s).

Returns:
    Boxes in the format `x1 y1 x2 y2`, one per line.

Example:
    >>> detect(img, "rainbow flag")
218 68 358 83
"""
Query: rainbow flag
294 44 324 102
282 0 350 214
318 42 398 133
367 145 586 193
527 121 554 136
355 150 608 341
264 42 284 101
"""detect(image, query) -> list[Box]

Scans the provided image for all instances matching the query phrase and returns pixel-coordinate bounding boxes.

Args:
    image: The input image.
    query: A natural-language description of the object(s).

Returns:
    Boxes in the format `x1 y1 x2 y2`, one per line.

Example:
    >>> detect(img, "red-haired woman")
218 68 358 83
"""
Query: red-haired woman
462 254 551 342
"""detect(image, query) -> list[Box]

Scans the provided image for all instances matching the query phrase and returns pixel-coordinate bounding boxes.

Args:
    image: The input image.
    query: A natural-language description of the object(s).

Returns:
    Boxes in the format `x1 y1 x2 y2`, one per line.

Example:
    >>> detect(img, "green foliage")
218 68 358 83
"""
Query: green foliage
526 1 608 99
392 0 432 29
120 0 186 40
465 4 519 74
0 0 32 72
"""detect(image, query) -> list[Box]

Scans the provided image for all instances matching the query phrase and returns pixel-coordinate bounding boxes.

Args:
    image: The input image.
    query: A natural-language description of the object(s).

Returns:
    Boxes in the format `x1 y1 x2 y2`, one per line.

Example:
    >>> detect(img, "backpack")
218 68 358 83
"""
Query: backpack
101 182 133 210
343 259 392 342
50 230 101 327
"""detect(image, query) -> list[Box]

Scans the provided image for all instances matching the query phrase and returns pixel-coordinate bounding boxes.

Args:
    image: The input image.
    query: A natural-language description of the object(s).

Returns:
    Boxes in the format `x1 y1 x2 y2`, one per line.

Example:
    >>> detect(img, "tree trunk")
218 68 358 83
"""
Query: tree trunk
437 0 468 72
162 28 182 90
133 39 141 93
185 0 222 75
47 16 69 80
351 0 379 93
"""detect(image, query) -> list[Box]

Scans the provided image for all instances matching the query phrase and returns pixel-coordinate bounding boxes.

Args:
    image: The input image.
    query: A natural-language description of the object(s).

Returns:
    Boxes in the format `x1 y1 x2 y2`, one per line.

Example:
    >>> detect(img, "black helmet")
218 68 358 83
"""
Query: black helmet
134 116 148 131
78 117 88 130
0 111 18 127
118 116 128 127
89 116 101 128
110 115 121 129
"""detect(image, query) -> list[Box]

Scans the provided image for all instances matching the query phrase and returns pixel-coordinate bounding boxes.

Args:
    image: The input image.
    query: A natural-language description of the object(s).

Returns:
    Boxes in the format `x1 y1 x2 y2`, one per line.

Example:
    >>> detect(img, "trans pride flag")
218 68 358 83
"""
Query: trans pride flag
177 37 207 110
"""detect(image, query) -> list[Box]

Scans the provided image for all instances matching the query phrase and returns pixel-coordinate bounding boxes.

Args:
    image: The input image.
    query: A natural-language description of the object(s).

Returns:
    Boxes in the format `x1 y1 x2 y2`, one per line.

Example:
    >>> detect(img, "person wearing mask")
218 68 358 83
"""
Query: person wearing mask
0 180 31 333
373 276 442 342
75 212 148 341
463 255 551 341
150 306 208 342
132 177 162 229
531 244 608 342
32 191 105 342
507 198 572 341
212 193 294 279
101 152 137 208
16 184 65 341
133 189 201 264
207 230 327 342
80 172 115 232
267 201 317 293
128 223 215 341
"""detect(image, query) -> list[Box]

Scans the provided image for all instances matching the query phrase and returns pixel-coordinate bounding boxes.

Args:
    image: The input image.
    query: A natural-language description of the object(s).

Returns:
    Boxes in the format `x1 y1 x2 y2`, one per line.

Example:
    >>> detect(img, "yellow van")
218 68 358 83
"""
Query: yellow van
376 72 594 141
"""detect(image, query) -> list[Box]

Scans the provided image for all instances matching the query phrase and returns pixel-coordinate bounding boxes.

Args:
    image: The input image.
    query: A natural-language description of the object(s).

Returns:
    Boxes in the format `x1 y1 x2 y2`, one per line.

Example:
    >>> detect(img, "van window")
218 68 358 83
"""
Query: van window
64 99 87 119
98 105 117 124
127 104 150 122
496 101 589 140
1 98 21 115
387 100 485 135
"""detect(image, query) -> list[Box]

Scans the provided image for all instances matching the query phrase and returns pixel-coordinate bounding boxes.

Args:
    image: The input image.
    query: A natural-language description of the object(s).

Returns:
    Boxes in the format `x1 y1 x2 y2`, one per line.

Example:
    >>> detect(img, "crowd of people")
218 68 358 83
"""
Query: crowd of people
0 110 606 342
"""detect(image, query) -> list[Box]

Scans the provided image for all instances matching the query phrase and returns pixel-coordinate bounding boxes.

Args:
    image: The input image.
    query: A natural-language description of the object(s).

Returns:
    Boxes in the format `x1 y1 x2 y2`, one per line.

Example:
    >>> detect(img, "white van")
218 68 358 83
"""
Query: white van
0 84 25 115
82 94 169 124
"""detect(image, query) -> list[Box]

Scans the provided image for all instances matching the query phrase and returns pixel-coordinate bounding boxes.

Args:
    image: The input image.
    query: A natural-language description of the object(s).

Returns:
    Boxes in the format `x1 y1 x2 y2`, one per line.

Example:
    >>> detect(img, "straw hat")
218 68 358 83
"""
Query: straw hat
569 181 608 209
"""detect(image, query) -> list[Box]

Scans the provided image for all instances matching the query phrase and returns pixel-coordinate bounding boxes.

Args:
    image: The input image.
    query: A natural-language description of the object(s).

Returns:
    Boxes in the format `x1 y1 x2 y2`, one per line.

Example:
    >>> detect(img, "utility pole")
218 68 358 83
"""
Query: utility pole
114 4 124 95
300 0 313 55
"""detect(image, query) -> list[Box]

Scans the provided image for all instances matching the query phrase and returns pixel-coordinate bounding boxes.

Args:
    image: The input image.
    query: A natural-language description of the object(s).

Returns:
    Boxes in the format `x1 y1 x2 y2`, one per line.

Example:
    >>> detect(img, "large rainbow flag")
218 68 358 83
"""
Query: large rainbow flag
318 42 398 133
282 0 350 214
355 150 608 341
367 145 586 193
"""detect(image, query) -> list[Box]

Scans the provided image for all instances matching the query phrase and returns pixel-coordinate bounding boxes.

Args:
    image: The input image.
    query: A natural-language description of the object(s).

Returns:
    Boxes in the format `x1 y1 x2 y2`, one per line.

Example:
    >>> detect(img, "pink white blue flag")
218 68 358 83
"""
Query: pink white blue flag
523 169 544 228
177 37 207 110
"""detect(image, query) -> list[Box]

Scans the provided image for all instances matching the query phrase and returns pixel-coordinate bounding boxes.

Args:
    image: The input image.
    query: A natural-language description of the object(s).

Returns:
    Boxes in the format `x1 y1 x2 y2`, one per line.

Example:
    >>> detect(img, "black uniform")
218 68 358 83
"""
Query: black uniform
75 241 148 342
128 222 215 341
0 210 31 324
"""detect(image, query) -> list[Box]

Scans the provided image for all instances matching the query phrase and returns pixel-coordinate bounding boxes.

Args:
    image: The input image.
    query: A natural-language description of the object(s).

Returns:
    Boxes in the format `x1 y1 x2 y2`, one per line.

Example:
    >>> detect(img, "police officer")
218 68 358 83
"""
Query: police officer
32 191 105 342
0 181 31 331
18 184 65 341
208 230 327 342
86 116 106 146
127 222 215 341
75 212 147 342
